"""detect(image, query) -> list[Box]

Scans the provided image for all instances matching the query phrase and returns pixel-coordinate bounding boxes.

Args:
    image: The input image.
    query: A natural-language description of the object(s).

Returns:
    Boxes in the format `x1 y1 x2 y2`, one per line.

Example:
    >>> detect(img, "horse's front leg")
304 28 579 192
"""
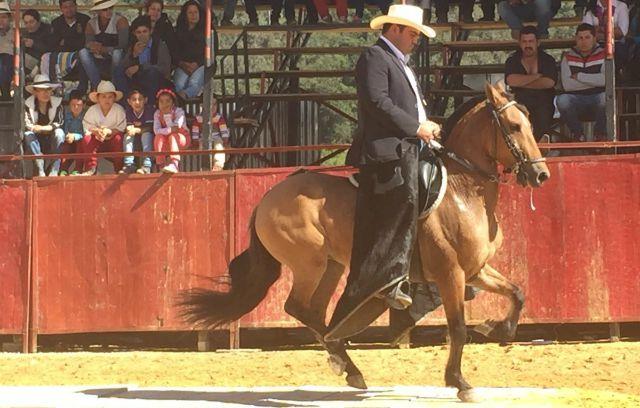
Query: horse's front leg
435 266 478 403
467 264 524 342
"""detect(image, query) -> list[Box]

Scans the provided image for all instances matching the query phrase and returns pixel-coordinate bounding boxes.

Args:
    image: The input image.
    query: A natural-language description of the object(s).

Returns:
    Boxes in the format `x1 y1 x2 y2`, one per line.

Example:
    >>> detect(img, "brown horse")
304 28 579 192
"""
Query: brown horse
180 83 550 402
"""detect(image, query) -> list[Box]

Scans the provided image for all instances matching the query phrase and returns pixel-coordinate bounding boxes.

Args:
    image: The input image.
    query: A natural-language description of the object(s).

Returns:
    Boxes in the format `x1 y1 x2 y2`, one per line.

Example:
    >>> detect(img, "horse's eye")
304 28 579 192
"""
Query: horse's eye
511 124 521 132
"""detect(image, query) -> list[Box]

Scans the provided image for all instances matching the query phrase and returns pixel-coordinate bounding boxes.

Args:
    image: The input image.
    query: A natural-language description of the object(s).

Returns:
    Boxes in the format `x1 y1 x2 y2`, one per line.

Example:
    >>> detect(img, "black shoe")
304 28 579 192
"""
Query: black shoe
378 280 412 310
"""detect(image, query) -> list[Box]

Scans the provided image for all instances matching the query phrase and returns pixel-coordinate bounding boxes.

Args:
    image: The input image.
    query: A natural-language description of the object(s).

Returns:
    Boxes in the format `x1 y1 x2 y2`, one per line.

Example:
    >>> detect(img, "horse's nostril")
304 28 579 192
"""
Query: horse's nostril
537 172 549 184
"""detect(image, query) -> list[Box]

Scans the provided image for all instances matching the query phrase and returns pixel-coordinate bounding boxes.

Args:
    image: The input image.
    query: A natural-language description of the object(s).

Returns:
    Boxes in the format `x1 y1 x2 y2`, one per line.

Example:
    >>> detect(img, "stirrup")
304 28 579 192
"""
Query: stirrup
375 279 412 310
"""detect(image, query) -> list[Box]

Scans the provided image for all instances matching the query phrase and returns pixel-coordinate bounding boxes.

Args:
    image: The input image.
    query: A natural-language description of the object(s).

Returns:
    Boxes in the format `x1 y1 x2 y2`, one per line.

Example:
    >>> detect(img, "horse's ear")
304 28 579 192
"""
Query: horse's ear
484 82 501 105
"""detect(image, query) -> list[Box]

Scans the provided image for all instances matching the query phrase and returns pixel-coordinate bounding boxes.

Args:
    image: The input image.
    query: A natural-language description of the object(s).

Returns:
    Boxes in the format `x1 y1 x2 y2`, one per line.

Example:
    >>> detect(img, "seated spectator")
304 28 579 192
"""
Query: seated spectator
144 0 177 57
23 75 65 177
45 0 91 93
480 0 497 21
77 80 125 175
582 0 629 69
557 23 606 142
153 88 190 174
505 26 557 141
193 97 230 170
314 0 348 23
123 16 171 102
0 2 13 100
21 9 53 77
498 0 558 39
121 89 154 174
79 0 129 93
60 90 86 175
221 0 258 26
272 0 296 25
434 0 474 23
174 1 205 100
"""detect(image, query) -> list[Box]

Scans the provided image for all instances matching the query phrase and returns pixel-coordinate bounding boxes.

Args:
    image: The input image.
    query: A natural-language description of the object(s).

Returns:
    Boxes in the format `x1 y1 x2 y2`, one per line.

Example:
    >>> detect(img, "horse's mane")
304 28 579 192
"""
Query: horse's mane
441 95 486 143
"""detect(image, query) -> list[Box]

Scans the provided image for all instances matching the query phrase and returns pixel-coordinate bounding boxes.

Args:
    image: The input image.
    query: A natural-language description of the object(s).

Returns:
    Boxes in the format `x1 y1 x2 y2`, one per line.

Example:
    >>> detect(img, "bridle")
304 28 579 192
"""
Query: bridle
485 99 546 183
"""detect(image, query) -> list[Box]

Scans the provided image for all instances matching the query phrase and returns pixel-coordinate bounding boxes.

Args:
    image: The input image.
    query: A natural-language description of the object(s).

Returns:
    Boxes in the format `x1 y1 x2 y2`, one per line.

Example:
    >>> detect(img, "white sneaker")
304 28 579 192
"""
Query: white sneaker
161 163 179 174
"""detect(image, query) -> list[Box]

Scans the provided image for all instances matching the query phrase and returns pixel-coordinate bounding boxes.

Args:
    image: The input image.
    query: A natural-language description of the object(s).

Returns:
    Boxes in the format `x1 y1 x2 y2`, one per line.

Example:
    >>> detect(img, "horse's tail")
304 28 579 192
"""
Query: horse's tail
178 209 281 328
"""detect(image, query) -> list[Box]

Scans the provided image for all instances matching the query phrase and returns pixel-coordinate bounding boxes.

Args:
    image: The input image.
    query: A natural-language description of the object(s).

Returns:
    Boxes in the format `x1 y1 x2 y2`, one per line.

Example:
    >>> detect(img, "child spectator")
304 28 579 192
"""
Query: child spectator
78 0 129 94
60 90 86 176
23 75 65 177
173 0 205 100
193 98 229 170
123 15 171 101
0 2 14 100
121 89 155 174
21 9 54 78
153 88 190 174
77 80 126 175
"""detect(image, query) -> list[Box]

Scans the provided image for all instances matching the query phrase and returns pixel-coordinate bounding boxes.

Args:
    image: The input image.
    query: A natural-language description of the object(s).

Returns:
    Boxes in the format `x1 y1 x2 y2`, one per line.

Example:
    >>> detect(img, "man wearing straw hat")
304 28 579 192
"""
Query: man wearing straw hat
327 3 444 341
23 74 65 177
0 1 14 99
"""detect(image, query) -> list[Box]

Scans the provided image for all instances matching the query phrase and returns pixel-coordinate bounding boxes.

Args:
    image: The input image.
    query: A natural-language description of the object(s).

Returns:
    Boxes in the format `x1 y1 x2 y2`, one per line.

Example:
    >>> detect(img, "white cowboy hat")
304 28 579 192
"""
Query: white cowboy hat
25 74 62 94
90 0 118 11
0 1 11 14
370 4 436 39
89 80 123 103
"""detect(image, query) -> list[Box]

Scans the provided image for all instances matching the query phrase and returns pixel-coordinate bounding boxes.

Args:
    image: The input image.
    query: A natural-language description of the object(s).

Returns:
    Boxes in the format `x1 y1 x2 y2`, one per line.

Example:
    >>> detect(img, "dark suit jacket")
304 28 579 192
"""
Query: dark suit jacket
346 38 427 166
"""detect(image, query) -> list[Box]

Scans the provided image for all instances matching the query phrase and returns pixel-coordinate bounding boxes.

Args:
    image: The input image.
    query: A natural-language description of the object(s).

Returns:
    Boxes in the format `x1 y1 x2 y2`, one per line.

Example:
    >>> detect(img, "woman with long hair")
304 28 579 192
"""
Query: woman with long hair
173 0 205 100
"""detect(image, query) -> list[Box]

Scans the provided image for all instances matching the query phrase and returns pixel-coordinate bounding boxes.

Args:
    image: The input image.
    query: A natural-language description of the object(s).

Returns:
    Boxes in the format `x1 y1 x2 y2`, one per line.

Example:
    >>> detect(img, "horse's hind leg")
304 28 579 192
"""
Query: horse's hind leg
284 259 367 389
467 264 524 342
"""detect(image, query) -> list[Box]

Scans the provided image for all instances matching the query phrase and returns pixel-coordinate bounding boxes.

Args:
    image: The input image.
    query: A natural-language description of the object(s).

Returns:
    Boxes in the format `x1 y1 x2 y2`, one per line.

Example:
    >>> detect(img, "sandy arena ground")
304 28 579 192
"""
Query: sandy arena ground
1 342 639 406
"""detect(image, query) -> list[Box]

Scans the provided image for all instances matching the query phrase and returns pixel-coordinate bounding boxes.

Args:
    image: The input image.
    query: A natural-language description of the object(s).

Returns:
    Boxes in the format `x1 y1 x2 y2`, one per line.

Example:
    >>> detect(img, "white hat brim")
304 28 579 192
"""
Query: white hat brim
370 16 436 38
89 90 123 103
26 83 61 94
91 0 118 11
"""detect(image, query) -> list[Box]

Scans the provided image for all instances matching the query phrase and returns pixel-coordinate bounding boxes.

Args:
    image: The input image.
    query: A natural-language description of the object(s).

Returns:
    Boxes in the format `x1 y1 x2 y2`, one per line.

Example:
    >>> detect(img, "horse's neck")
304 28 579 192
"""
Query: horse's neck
442 105 500 212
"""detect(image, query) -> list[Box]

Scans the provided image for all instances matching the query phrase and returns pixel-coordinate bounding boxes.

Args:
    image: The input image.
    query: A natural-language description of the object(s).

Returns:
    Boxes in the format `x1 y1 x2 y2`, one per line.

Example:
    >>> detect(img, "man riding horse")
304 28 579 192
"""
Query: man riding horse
327 4 465 340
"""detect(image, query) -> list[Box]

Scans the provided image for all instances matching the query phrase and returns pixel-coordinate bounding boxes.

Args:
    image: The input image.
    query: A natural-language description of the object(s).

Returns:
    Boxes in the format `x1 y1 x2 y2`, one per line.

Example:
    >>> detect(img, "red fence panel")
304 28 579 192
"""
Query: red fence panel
0 180 30 337
32 173 232 334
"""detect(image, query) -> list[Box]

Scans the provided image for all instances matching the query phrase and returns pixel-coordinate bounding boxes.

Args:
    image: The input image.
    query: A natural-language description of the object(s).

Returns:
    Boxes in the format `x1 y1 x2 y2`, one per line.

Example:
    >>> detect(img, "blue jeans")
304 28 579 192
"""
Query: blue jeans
123 131 154 169
173 65 204 99
24 129 65 176
0 53 12 99
498 0 554 37
78 48 127 92
556 92 607 140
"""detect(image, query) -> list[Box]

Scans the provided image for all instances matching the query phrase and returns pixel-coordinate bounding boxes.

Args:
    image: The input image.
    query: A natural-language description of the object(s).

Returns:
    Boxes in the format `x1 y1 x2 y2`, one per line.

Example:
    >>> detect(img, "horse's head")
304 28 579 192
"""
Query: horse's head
484 83 550 187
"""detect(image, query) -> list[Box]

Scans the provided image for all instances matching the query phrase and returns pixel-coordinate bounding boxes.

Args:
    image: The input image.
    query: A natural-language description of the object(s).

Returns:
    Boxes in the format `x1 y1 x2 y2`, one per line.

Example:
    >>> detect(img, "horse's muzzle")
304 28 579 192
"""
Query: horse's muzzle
519 162 550 188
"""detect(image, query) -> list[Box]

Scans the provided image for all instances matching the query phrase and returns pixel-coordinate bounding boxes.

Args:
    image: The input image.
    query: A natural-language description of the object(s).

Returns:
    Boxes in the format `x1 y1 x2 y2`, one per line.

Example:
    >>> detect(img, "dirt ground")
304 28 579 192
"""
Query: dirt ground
1 342 639 406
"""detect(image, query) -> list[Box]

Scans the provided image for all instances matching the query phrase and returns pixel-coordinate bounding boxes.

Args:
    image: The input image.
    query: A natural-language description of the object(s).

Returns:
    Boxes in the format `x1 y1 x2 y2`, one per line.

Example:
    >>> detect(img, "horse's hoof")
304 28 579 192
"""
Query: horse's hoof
346 374 368 390
474 320 515 342
473 321 495 338
457 388 481 403
327 354 346 376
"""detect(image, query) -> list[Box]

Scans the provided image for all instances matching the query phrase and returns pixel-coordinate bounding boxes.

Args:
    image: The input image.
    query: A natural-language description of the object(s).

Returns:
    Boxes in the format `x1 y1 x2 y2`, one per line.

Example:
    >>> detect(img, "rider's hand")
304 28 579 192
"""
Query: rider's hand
417 121 441 143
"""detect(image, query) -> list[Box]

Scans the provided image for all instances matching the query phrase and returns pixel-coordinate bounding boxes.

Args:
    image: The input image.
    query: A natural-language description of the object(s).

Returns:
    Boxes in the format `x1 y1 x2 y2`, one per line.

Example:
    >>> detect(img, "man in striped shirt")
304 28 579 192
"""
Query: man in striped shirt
557 23 606 142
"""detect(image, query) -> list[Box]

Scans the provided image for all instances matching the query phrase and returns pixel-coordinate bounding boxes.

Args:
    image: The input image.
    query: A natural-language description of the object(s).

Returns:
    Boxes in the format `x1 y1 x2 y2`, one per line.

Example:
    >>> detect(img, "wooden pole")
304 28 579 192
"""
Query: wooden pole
604 0 617 143
201 0 214 170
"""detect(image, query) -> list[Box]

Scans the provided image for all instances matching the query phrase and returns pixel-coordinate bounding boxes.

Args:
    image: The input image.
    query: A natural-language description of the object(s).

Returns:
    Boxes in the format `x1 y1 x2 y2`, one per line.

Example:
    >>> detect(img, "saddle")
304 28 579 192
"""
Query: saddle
348 149 448 219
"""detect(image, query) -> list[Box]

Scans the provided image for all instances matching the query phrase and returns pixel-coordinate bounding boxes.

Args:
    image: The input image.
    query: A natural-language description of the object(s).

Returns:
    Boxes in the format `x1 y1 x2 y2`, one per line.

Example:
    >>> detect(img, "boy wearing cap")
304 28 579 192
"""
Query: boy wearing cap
23 74 65 177
77 80 126 175
0 2 14 99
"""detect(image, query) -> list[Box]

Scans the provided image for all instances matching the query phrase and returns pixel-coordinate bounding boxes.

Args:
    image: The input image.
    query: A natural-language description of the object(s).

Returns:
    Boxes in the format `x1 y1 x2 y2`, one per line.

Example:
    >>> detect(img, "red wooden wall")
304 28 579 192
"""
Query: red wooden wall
1 155 638 348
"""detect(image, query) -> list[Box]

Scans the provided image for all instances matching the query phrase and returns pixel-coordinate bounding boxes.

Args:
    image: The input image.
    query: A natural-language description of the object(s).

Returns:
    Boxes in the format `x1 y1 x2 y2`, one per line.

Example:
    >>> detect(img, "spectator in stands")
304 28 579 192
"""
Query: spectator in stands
498 0 558 39
23 79 63 178
144 0 177 56
480 0 497 21
121 89 155 174
304 0 319 24
174 0 205 100
23 75 65 177
21 9 53 78
123 16 171 102
505 25 557 141
47 0 91 94
434 0 475 23
582 0 629 69
193 97 229 170
272 0 297 25
557 23 606 141
221 0 258 26
60 90 86 176
78 80 126 175
79 0 129 94
314 0 348 23
153 88 190 174
0 2 13 100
